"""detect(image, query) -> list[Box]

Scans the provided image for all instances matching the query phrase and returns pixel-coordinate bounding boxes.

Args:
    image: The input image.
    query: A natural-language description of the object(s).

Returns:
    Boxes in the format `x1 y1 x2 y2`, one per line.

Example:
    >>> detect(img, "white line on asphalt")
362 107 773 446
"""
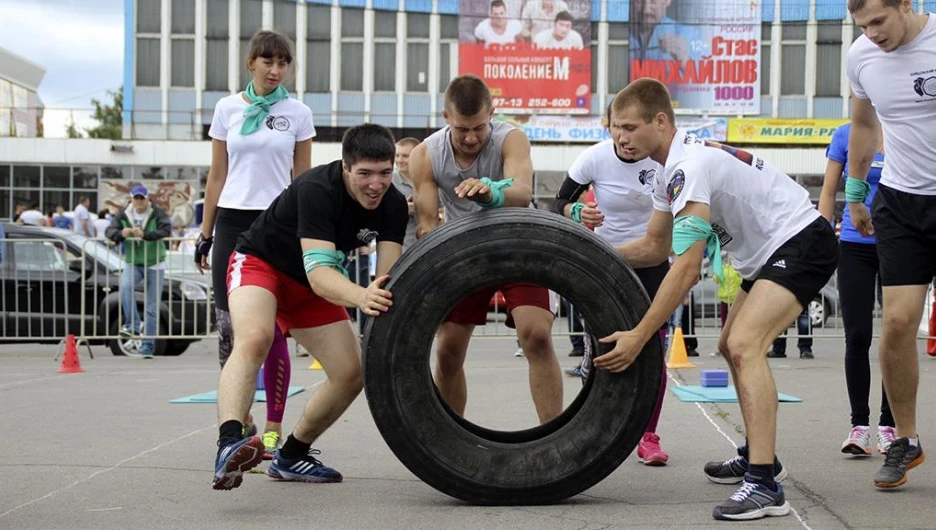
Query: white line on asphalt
85 507 123 512
0 380 325 520
666 371 813 530
0 375 69 390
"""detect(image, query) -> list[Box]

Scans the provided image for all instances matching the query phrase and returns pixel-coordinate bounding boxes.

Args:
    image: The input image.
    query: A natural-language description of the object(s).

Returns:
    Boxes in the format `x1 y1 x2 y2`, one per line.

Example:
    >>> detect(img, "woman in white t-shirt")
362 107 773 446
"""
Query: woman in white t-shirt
195 30 315 458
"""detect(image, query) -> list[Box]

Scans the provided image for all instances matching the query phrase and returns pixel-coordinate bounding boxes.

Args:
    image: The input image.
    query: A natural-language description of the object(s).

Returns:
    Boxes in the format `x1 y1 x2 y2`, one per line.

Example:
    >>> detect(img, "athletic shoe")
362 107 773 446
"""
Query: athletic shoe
261 431 282 460
703 446 787 484
874 437 925 488
712 476 790 521
799 349 814 359
267 449 343 483
513 347 524 358
565 363 583 378
212 435 264 490
686 348 699 357
119 326 135 338
568 348 584 357
637 432 669 466
841 425 872 456
877 426 897 454
766 350 787 358
243 413 258 438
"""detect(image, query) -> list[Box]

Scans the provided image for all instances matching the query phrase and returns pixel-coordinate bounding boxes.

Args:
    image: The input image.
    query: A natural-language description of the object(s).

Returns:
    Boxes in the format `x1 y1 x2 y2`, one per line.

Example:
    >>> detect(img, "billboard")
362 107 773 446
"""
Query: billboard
495 114 727 142
458 0 592 114
628 0 761 114
727 118 849 144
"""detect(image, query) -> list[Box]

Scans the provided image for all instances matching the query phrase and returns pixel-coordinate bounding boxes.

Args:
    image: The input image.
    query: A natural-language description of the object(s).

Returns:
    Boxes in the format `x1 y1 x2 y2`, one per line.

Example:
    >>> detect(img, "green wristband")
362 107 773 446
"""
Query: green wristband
570 202 585 223
844 177 871 204
478 177 514 209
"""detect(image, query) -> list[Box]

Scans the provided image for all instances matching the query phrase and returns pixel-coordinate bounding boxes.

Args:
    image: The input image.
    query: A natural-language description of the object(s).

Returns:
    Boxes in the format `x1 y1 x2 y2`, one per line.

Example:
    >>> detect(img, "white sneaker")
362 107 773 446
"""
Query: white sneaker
513 347 524 357
877 426 897 454
841 425 872 456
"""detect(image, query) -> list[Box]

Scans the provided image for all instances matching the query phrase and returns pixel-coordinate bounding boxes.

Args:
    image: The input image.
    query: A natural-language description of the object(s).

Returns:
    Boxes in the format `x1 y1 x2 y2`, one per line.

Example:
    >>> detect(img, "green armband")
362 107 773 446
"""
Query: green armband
302 248 349 278
570 202 585 223
845 177 871 204
672 215 724 282
478 177 514 209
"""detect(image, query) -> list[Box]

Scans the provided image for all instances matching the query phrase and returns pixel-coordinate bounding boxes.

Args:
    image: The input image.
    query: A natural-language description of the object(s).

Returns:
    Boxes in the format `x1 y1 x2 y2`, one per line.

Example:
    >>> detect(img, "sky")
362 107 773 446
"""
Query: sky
0 0 124 138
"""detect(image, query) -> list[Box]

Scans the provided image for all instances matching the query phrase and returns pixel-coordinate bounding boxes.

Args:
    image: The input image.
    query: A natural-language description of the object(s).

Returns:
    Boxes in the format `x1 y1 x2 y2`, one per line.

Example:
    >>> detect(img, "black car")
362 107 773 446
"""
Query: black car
0 223 213 356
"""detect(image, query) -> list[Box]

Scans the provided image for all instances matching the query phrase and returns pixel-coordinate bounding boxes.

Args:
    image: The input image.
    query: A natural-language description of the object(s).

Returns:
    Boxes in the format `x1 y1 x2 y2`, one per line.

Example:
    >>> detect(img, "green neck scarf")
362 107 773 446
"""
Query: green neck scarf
240 81 289 135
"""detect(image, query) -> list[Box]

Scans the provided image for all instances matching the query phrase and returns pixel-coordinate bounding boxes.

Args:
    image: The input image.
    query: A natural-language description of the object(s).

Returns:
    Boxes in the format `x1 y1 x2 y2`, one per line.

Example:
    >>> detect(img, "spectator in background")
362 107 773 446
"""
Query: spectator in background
94 209 111 238
11 203 25 223
53 205 73 230
18 204 44 226
391 137 421 252
521 0 569 41
533 11 584 50
474 0 523 47
105 185 171 359
73 196 93 237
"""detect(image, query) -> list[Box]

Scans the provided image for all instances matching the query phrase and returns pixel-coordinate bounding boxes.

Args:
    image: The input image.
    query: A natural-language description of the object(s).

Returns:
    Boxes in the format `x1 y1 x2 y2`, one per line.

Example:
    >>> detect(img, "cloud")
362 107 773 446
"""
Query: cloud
0 0 123 137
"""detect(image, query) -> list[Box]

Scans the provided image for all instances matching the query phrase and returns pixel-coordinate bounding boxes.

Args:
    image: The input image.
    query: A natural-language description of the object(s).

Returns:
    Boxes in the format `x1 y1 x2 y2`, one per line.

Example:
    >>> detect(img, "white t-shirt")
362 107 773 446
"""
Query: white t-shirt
73 203 92 237
208 93 316 210
19 209 44 226
652 131 820 279
533 29 584 50
474 19 523 46
93 217 110 238
567 139 660 246
847 14 936 195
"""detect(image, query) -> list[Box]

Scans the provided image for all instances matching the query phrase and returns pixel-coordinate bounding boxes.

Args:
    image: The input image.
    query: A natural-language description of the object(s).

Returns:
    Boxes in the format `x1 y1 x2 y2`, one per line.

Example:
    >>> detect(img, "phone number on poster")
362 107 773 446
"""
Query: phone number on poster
494 98 574 108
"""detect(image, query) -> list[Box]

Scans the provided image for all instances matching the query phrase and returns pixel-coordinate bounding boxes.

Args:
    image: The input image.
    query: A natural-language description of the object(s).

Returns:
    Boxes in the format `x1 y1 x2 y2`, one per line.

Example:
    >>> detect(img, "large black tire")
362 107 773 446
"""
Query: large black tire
362 208 663 505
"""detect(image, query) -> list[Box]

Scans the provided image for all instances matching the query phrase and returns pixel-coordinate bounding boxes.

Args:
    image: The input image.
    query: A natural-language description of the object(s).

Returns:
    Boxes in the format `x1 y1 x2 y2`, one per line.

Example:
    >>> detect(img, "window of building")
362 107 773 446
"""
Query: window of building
607 23 629 93
171 39 195 87
272 0 298 92
780 23 806 95
170 0 194 34
13 166 40 188
0 112 9 138
136 0 161 33
341 9 365 91
439 15 458 92
761 24 771 95
240 0 263 88
137 38 160 87
0 165 9 188
590 23 598 95
205 0 229 91
306 5 332 93
374 11 397 92
43 166 70 189
816 21 843 97
74 167 100 189
406 13 430 92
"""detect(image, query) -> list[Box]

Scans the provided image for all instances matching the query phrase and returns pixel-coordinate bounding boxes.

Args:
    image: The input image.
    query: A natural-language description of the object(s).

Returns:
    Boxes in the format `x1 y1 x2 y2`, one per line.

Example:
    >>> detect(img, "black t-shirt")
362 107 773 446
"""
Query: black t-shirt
236 160 408 289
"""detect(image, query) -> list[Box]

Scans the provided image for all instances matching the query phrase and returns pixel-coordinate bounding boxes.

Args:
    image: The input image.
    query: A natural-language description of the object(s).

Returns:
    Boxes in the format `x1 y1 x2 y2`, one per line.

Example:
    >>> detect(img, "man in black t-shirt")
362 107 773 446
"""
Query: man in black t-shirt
212 124 408 491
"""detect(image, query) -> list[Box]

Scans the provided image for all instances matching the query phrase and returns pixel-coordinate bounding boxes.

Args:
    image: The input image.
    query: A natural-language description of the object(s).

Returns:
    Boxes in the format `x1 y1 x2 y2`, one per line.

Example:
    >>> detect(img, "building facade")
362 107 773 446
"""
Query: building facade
0 46 45 138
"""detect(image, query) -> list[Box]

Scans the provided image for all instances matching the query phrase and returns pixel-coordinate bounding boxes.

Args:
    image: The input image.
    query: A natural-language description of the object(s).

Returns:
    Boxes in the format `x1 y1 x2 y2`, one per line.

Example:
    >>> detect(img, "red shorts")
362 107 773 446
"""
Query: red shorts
444 283 551 329
227 252 349 333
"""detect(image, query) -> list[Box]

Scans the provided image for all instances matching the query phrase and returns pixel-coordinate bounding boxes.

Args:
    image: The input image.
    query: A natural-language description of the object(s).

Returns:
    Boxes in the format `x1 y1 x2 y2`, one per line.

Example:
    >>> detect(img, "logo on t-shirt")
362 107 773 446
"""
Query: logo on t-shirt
712 223 733 247
667 170 686 204
357 228 378 244
638 169 656 186
265 115 291 131
913 76 936 97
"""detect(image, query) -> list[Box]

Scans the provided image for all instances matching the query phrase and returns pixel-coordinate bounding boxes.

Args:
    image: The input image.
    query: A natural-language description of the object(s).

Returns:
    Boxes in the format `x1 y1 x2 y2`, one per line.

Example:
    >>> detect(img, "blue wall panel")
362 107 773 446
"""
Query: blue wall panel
815 0 846 20
373 0 399 10
759 96 772 116
778 96 808 118
133 88 162 124
438 0 459 14
303 93 333 125
371 93 397 126
607 0 628 22
307 0 333 4
403 94 433 128
168 90 197 124
780 0 809 21
202 91 228 124
338 0 366 8
761 0 775 22
337 93 366 126
591 0 601 21
404 0 432 12
813 97 843 118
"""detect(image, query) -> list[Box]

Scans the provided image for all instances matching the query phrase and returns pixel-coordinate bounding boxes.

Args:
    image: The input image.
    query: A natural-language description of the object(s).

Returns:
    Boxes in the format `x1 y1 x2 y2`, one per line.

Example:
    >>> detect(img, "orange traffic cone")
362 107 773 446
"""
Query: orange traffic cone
927 301 936 357
58 334 84 373
666 328 696 369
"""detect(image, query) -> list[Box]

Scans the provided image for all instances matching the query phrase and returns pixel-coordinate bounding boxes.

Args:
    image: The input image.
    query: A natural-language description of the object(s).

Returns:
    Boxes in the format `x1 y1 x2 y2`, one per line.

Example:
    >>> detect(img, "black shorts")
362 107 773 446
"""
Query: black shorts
871 184 936 286
740 216 839 309
634 260 670 301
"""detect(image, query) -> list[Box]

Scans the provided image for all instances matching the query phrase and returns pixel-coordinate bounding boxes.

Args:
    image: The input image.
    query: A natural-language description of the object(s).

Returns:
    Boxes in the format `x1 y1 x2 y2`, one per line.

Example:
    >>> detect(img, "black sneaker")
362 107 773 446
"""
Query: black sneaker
687 349 700 357
713 476 791 521
703 446 788 484
767 350 787 358
799 349 814 359
874 437 925 488
568 348 584 357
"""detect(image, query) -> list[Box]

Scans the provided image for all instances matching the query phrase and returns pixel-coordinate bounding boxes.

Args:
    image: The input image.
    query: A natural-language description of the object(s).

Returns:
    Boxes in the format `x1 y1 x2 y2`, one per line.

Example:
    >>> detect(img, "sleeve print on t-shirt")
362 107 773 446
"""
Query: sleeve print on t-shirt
296 180 339 243
651 168 670 212
667 163 711 216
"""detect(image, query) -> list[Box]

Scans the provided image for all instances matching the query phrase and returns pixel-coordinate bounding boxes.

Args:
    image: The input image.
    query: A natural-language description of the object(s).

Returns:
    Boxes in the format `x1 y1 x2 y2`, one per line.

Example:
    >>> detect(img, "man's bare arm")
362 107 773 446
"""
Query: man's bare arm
500 130 535 207
616 209 673 268
847 94 880 183
409 143 441 239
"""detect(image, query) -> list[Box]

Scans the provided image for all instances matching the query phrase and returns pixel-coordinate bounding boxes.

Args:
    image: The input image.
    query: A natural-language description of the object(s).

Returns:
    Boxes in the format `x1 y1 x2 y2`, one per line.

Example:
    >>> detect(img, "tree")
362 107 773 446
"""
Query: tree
65 111 82 139
85 88 123 140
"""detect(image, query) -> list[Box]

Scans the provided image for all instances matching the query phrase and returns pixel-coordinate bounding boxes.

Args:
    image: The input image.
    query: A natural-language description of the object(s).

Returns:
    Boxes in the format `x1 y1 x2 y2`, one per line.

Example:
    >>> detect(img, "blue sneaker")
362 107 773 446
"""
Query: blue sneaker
212 435 264 490
267 449 343 483
713 477 790 521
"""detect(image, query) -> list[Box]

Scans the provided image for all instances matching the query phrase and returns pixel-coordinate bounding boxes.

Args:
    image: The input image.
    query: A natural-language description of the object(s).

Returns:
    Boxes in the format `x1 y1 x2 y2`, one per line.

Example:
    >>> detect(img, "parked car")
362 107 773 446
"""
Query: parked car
0 223 214 356
690 263 838 327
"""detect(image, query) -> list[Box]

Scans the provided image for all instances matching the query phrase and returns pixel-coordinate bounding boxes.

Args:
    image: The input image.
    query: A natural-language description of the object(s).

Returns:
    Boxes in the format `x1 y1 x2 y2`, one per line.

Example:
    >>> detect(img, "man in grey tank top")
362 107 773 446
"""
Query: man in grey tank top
408 74 563 424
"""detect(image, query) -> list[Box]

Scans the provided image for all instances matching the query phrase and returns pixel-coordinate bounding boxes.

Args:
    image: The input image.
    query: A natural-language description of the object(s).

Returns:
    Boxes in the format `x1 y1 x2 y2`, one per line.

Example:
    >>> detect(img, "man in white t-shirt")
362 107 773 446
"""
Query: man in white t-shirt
594 79 838 521
73 196 93 237
521 0 569 40
17 204 44 226
846 0 935 489
474 0 523 47
533 11 583 50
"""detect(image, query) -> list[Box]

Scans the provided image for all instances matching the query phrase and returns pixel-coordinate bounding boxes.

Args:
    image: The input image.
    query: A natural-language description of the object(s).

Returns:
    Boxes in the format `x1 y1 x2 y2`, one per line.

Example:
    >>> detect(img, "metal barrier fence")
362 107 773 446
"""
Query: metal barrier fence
1 232 933 354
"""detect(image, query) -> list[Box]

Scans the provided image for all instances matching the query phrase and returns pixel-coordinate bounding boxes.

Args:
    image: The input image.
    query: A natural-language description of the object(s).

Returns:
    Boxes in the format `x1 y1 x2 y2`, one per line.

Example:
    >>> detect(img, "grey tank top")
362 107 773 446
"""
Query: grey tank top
425 120 516 221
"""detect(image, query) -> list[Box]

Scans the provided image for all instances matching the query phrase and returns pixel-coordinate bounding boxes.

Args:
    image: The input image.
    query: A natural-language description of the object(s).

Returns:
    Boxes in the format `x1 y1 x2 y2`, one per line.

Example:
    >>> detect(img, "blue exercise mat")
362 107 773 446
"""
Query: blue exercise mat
671 385 802 403
170 386 306 404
